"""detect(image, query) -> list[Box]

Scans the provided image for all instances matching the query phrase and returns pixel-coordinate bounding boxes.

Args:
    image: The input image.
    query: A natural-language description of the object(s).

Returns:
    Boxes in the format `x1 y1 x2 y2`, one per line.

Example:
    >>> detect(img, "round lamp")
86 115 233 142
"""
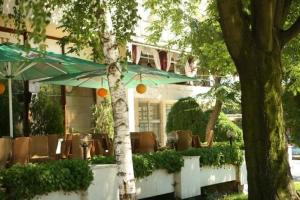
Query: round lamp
97 88 108 97
0 83 5 95
136 83 147 94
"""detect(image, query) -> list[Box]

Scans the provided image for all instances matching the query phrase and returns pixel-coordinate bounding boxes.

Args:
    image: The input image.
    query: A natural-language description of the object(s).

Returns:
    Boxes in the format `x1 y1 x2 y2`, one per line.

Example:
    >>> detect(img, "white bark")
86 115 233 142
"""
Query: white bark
101 5 136 200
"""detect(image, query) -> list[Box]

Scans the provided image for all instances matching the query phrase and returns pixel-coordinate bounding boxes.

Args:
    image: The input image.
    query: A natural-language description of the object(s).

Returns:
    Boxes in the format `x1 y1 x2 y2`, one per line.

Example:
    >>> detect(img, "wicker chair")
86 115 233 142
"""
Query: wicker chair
130 132 157 154
176 130 193 151
0 137 12 168
48 134 59 159
12 137 30 164
29 135 50 162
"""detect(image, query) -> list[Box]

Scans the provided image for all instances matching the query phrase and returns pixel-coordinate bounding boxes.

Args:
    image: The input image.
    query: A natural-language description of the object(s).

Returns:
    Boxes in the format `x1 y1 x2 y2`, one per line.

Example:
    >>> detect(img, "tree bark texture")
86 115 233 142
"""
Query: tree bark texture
205 77 222 142
217 0 300 199
101 5 136 200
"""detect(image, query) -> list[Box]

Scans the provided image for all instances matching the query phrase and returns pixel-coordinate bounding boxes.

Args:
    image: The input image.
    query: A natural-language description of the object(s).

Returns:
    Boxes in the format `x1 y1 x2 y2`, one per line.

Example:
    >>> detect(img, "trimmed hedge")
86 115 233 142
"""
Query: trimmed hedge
90 150 184 179
0 159 93 200
180 143 244 166
91 143 243 178
166 97 243 144
166 97 207 137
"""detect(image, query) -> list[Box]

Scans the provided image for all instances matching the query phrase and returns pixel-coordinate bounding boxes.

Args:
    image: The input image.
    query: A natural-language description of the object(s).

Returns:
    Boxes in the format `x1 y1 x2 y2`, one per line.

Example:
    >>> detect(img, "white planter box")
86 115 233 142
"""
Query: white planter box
35 164 119 200
32 156 248 200
199 164 237 187
175 156 201 199
136 169 174 199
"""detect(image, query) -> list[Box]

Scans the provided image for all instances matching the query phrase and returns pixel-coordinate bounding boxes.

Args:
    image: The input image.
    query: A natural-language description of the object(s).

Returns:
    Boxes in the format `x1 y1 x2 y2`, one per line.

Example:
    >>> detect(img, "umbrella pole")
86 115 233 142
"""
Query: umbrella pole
8 63 13 138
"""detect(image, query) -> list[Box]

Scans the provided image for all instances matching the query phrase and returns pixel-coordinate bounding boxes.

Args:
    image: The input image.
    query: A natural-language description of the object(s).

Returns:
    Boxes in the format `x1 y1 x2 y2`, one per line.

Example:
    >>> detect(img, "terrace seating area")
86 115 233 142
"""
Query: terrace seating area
0 133 114 167
0 130 213 168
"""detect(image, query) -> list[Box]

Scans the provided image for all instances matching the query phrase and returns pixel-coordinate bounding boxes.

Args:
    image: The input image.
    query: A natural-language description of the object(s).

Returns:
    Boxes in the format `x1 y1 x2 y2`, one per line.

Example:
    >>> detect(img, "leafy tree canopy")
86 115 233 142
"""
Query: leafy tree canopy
144 0 235 76
0 0 139 61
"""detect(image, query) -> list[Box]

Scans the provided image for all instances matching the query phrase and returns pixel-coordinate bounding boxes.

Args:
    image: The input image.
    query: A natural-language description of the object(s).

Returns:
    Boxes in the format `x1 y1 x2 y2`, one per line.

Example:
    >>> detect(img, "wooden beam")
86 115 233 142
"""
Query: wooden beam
0 26 62 41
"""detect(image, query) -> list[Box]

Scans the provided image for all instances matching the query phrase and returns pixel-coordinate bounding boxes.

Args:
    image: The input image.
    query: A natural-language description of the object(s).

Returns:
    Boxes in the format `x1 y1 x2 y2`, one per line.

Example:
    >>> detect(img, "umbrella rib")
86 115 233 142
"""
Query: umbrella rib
46 63 68 74
14 62 37 77
0 71 5 77
125 74 139 86
77 77 93 87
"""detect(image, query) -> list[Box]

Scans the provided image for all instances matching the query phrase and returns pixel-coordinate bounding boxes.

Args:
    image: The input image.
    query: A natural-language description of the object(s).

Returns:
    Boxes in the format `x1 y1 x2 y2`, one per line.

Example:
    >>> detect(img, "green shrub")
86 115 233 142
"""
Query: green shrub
30 87 64 135
180 143 244 166
91 98 114 138
166 97 207 139
90 155 116 164
90 150 184 179
166 97 243 144
215 113 243 143
0 159 93 199
90 144 243 178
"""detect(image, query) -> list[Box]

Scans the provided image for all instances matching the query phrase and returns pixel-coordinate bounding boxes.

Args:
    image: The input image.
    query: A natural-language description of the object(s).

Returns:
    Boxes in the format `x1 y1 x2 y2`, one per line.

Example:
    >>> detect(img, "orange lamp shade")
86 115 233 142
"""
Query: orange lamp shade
0 83 5 95
97 88 108 97
136 84 147 94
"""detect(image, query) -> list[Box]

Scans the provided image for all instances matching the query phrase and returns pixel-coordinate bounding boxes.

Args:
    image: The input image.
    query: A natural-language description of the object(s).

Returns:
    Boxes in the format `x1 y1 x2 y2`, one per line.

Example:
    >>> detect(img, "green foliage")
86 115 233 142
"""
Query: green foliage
91 144 243 178
0 159 93 200
91 150 184 179
282 91 300 146
0 0 139 60
166 97 207 138
206 193 247 200
144 0 236 76
90 156 116 165
180 143 244 167
215 113 243 144
295 182 300 193
133 150 184 178
91 98 114 138
0 80 23 137
167 97 243 144
30 87 64 135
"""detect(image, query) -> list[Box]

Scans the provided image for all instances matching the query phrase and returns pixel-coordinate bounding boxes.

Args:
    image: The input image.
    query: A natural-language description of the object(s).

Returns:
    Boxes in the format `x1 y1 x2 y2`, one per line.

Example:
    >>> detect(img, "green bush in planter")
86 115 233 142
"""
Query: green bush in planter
90 150 184 179
166 97 243 144
0 159 93 199
166 97 208 139
214 113 243 144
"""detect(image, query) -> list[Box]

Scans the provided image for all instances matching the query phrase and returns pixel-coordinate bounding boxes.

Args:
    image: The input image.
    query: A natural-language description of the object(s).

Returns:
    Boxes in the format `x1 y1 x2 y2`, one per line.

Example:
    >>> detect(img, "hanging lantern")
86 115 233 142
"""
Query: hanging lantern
97 88 108 97
136 83 147 94
0 83 5 95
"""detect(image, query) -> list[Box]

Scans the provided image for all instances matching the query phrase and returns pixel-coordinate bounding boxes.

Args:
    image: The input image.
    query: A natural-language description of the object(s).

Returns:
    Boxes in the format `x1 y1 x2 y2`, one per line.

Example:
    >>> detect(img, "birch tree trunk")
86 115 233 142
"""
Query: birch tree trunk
101 5 136 200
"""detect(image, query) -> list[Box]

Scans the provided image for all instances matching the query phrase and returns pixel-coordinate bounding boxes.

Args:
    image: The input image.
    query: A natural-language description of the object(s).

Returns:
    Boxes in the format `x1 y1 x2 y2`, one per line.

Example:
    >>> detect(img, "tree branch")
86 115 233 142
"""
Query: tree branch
217 0 251 60
251 0 275 51
281 16 300 46
274 0 291 29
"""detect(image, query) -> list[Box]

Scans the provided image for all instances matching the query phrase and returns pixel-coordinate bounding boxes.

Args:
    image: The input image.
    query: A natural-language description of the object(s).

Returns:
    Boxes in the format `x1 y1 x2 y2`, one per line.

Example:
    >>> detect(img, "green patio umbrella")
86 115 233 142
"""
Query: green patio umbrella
0 43 106 137
41 63 197 89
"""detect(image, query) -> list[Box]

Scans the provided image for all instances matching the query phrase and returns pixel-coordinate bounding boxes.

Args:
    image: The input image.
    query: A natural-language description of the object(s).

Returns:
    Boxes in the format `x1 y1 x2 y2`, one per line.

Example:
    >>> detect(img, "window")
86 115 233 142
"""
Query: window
138 52 156 68
138 102 161 138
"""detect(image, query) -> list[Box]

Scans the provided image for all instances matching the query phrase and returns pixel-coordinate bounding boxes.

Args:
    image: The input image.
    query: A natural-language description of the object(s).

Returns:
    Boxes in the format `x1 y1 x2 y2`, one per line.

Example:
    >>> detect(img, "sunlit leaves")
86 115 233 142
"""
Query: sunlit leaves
0 0 139 60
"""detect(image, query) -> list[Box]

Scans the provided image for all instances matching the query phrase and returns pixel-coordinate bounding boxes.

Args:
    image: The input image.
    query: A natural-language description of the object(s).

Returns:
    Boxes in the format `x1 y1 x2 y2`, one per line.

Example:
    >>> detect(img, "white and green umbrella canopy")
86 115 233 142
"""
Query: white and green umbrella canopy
0 43 106 137
41 63 197 88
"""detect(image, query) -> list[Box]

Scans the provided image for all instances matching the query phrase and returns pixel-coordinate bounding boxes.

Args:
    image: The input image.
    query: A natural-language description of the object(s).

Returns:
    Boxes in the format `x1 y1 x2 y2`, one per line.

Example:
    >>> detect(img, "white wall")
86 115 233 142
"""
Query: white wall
136 169 174 199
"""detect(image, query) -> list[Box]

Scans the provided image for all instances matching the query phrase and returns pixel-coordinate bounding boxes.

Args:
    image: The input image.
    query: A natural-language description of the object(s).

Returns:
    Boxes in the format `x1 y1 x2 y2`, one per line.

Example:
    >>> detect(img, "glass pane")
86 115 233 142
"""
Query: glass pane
149 103 159 120
139 123 149 132
138 103 148 121
149 123 160 138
